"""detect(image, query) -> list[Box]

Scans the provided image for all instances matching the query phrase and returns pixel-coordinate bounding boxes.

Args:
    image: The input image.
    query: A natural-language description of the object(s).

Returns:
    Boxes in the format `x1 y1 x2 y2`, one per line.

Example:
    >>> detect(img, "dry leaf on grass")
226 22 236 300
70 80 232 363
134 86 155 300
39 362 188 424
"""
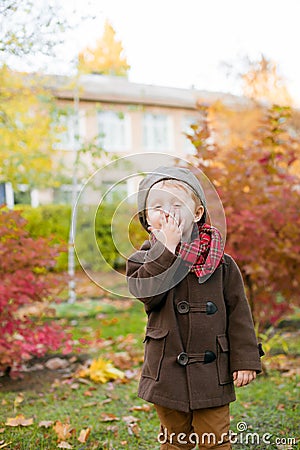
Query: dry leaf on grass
57 442 73 449
5 415 33 427
101 398 112 405
122 415 140 437
53 421 76 441
77 428 91 443
106 425 118 437
0 442 12 449
122 415 139 424
82 402 98 408
45 357 69 370
39 420 54 428
130 404 151 412
13 393 24 411
107 352 132 370
83 390 93 397
127 423 140 437
282 368 300 377
100 413 120 422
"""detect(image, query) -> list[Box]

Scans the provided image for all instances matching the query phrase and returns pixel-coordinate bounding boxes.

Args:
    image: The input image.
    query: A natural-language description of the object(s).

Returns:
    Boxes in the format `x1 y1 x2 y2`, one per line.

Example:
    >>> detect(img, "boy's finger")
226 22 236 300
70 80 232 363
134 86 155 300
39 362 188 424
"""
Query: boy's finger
167 211 173 224
234 372 244 387
174 209 180 226
169 208 175 222
242 374 249 386
179 218 185 232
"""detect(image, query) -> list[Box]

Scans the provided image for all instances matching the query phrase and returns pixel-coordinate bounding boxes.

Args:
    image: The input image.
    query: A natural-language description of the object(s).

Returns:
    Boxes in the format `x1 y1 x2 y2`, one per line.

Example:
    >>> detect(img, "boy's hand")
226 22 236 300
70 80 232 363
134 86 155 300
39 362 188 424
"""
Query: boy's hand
233 370 256 387
148 209 185 254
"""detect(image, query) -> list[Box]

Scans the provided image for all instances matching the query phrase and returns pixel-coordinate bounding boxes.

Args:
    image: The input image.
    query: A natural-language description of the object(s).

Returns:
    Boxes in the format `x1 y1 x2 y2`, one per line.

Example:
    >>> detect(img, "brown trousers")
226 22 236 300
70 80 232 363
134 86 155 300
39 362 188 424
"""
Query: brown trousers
155 404 231 450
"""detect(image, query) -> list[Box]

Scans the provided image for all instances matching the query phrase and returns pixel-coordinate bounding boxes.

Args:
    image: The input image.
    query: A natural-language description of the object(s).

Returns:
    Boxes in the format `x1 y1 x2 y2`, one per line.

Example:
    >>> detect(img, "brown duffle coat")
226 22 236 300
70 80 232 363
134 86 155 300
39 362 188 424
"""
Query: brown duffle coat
126 239 262 413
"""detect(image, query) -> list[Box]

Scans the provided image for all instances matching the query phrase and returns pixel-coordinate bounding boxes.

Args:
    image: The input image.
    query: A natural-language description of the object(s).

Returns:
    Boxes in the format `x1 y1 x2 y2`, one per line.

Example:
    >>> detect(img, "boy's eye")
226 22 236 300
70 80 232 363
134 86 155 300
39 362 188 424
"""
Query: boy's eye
174 204 181 207
153 205 161 209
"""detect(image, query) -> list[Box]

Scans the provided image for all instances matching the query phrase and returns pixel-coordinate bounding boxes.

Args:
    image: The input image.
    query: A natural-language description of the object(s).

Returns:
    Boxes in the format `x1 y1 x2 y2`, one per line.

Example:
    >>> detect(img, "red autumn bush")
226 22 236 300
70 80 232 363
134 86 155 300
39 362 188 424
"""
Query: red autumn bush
0 208 73 376
188 105 300 327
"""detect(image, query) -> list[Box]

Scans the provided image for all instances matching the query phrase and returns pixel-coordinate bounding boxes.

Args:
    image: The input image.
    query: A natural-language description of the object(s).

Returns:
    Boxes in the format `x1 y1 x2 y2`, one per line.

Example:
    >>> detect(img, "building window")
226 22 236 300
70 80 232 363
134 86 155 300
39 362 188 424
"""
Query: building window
53 184 82 204
143 113 172 151
97 111 131 152
54 110 86 151
101 181 128 203
182 116 197 155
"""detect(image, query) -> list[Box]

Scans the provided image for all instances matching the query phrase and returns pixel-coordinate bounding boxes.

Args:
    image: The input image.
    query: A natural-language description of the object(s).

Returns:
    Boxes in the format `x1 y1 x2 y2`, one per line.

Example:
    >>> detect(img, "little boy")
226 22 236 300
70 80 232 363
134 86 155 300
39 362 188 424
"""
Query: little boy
126 166 262 449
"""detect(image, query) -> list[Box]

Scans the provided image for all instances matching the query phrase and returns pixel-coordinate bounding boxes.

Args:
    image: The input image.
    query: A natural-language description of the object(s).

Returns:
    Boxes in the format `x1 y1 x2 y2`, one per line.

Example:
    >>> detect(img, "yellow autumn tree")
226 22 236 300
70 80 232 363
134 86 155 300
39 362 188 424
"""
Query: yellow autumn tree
0 1 74 189
0 65 61 188
78 20 130 76
193 55 293 152
242 54 292 106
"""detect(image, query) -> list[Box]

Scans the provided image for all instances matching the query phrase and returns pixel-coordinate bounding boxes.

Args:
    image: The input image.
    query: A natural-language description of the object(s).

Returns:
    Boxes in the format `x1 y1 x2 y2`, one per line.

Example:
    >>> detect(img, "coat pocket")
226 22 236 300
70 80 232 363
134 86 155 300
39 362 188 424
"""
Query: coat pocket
216 334 233 385
142 327 169 381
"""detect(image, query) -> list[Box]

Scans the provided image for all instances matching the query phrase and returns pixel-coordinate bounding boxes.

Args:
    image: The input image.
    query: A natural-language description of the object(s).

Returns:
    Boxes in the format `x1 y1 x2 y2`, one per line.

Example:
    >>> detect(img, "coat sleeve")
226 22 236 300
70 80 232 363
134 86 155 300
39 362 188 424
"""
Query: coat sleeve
126 240 181 313
223 255 262 374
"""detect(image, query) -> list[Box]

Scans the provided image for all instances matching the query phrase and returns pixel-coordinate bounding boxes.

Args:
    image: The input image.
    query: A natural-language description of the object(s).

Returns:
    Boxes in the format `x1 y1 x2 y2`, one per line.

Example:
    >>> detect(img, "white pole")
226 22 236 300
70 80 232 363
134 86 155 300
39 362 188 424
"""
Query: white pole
68 72 80 303
5 182 14 209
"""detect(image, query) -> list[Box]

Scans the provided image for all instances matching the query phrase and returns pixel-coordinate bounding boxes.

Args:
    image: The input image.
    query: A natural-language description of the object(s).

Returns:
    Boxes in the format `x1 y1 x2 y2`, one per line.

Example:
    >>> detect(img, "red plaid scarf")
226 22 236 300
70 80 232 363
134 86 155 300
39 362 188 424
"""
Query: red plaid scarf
150 222 224 283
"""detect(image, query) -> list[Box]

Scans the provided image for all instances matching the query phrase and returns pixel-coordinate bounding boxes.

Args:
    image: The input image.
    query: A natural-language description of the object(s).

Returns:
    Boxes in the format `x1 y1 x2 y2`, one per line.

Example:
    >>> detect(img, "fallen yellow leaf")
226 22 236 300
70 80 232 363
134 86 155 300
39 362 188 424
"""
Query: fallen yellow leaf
5 415 33 427
77 358 125 384
53 421 75 441
77 428 91 443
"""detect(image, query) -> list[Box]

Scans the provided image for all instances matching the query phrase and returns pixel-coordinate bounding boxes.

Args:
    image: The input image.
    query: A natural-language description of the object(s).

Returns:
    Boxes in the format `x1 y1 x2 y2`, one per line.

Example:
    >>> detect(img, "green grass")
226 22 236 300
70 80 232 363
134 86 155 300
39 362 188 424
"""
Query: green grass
0 299 299 450
53 300 118 319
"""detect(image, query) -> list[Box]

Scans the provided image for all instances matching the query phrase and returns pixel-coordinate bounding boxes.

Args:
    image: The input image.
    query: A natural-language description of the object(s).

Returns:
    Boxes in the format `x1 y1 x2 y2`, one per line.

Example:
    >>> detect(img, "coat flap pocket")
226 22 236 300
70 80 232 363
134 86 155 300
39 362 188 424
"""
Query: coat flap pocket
217 334 229 352
144 327 169 341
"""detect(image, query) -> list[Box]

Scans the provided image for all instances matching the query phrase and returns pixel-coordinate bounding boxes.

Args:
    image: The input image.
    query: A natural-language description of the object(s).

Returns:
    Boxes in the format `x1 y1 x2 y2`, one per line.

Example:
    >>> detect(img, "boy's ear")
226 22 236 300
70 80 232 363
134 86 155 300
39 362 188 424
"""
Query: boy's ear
194 205 204 222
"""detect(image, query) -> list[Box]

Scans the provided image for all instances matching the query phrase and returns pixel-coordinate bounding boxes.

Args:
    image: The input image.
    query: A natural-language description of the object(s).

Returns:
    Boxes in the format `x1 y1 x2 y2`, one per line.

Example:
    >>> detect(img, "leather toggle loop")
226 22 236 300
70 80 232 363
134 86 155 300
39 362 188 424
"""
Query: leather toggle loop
176 351 216 366
176 300 218 315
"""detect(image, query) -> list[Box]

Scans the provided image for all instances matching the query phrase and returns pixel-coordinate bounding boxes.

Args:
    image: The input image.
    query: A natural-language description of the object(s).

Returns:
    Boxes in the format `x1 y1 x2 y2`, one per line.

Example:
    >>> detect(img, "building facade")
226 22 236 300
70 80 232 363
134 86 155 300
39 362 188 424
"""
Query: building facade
11 74 249 206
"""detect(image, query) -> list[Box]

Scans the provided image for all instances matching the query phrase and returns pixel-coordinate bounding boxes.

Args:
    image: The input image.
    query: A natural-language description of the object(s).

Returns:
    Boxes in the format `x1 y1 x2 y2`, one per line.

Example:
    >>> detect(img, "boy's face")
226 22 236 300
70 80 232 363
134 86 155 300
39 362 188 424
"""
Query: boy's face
146 183 204 241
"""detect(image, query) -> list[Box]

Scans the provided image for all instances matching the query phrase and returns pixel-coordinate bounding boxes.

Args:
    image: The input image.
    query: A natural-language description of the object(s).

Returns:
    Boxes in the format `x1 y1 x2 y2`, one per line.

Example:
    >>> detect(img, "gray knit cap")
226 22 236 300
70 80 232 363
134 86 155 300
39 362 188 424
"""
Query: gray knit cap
137 166 207 231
